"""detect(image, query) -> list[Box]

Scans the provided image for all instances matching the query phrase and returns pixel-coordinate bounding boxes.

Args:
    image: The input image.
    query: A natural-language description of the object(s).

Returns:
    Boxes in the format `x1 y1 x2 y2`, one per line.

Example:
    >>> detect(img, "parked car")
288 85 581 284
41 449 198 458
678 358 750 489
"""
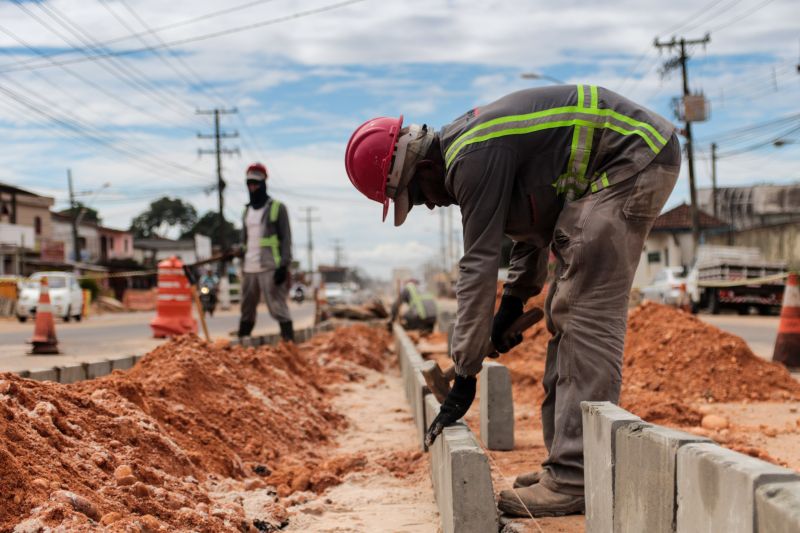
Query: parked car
640 267 688 306
16 271 84 323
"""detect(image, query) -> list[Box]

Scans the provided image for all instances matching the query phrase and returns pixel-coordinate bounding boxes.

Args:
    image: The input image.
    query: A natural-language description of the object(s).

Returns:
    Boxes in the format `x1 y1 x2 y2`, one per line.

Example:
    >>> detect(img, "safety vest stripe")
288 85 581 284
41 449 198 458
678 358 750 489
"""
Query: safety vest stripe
270 200 281 223
446 116 662 169
444 99 666 167
406 283 427 319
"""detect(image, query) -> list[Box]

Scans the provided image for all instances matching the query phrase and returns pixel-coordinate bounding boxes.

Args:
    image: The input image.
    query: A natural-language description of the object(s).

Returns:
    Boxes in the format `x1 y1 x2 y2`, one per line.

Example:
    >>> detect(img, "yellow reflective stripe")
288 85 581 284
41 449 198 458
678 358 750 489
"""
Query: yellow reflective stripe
444 101 666 167
270 200 281 223
406 283 427 319
259 235 281 265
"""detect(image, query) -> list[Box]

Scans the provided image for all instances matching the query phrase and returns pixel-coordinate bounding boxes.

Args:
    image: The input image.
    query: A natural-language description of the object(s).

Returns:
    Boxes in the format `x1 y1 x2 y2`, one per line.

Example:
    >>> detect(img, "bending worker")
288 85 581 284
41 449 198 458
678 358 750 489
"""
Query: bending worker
238 162 295 342
344 85 679 517
388 279 438 333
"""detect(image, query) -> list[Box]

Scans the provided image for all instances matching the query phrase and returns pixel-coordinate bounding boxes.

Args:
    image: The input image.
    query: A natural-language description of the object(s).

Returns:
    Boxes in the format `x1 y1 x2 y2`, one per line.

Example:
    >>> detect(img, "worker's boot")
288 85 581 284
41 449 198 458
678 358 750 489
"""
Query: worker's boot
498 484 585 518
279 321 294 342
513 470 544 488
237 320 255 338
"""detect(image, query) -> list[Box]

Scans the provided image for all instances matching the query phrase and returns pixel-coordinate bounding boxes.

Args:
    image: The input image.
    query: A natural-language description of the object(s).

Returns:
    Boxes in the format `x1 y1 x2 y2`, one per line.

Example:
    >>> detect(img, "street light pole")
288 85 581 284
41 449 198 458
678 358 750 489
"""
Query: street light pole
520 72 565 85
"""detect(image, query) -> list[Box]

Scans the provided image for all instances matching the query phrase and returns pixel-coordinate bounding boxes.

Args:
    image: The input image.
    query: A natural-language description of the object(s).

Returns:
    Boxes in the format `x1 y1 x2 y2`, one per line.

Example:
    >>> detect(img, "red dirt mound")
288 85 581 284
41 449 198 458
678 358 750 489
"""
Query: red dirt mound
0 325 390 532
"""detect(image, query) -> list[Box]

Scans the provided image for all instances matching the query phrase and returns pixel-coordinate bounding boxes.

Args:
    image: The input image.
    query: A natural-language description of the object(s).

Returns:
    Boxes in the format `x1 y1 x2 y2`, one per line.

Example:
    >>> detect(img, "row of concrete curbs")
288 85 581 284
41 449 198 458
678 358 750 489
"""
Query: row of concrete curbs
394 323 513 533
18 324 330 385
582 402 800 533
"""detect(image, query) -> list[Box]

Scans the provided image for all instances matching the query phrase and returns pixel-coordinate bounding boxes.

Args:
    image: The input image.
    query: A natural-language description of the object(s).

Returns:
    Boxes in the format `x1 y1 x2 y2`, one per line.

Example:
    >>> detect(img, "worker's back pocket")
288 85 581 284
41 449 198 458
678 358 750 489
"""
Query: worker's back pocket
622 163 679 222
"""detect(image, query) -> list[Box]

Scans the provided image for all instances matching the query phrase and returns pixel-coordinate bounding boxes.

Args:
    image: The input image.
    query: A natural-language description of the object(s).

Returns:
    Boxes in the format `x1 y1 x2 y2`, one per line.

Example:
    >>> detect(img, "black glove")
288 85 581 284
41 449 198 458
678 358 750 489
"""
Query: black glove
492 294 524 353
232 245 245 259
424 374 476 447
273 266 287 286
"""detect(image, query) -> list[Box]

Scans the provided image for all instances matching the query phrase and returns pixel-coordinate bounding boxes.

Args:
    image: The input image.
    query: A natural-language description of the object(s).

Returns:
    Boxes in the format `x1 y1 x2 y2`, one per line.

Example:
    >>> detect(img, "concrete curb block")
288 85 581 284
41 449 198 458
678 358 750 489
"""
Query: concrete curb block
110 356 136 372
28 368 58 382
57 364 87 384
581 401 642 533
425 395 499 533
84 360 112 380
582 402 800 533
756 481 800 533
677 443 800 533
614 423 712 533
480 361 514 451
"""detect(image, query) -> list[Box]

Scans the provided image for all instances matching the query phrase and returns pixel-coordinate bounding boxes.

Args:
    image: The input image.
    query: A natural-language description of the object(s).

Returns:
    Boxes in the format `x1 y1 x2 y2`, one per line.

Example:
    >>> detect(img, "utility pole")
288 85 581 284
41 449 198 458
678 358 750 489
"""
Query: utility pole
67 169 80 264
197 108 240 254
654 34 710 250
332 239 344 267
711 142 718 219
299 206 320 276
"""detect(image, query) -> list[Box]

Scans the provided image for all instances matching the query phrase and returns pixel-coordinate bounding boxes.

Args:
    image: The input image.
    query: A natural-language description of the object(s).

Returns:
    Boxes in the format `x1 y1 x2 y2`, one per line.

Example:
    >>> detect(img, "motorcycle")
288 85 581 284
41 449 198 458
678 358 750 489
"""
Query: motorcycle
199 280 218 316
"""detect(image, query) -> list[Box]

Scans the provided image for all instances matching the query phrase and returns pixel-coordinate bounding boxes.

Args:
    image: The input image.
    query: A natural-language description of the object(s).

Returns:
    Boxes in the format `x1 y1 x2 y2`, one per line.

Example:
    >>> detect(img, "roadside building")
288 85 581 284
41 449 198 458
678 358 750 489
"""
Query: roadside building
633 203 727 288
0 182 55 275
698 183 800 269
133 234 212 267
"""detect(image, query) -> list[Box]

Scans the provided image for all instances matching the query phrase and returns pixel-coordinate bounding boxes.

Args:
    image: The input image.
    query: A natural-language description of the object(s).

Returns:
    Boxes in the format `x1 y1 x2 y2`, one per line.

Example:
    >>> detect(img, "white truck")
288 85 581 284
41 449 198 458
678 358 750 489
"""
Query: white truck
688 245 786 315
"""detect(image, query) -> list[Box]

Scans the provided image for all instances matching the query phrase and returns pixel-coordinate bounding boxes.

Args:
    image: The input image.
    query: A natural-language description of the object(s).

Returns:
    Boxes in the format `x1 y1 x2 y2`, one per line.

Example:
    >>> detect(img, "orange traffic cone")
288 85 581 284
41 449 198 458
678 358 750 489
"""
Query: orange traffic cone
29 276 59 354
773 272 800 369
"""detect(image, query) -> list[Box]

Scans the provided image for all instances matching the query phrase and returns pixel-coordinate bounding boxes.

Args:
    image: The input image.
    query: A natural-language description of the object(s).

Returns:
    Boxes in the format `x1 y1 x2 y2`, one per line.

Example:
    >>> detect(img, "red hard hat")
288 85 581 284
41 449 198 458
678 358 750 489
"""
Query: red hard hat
246 162 268 180
344 115 403 221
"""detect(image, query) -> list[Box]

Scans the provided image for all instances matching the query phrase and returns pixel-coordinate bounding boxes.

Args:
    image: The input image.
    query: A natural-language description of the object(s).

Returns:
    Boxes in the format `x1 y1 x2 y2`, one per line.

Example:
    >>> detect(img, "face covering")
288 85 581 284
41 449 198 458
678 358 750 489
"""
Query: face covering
248 179 268 209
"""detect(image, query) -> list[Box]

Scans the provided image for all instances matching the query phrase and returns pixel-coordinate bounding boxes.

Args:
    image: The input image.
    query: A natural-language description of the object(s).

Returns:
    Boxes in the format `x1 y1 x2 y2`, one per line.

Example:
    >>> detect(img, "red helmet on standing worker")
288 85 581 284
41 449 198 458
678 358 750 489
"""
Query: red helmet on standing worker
246 162 268 181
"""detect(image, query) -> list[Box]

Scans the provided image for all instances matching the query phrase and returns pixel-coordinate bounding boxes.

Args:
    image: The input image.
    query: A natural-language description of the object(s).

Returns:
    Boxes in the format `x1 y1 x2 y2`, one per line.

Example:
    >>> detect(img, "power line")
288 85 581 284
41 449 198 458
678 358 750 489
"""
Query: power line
707 0 778 33
0 0 286 72
0 23 194 132
17 0 195 121
0 0 368 74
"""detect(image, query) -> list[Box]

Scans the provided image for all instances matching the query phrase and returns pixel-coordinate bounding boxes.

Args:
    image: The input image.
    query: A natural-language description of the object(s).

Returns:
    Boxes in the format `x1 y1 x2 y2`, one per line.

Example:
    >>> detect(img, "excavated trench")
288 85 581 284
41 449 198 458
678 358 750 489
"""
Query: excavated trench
0 325 437 532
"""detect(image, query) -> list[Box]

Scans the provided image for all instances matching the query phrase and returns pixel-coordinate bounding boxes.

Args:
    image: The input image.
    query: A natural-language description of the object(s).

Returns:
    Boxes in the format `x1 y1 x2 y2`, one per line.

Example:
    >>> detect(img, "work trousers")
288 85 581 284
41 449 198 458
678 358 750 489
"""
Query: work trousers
240 270 291 325
539 138 680 495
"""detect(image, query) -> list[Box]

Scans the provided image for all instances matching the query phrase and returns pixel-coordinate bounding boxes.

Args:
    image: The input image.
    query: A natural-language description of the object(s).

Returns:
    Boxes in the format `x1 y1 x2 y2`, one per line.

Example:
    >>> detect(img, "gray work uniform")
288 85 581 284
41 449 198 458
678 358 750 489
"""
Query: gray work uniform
391 283 438 331
440 85 680 494
240 198 292 324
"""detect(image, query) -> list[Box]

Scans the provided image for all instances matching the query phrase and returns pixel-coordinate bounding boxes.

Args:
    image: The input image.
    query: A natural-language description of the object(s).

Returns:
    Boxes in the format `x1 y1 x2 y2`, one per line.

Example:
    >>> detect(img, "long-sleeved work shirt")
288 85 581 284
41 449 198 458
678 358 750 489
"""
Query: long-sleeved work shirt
440 85 675 376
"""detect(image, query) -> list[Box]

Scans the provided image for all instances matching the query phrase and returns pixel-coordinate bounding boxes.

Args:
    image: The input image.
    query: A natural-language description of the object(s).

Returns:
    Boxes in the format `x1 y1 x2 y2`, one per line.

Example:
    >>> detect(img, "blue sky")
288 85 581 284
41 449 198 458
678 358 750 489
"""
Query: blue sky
0 0 798 277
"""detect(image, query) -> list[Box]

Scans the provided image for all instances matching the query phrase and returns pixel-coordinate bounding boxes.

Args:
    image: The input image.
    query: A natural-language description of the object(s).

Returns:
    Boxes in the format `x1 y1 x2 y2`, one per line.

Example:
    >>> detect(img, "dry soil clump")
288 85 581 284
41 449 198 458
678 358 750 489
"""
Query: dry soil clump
0 325 392 532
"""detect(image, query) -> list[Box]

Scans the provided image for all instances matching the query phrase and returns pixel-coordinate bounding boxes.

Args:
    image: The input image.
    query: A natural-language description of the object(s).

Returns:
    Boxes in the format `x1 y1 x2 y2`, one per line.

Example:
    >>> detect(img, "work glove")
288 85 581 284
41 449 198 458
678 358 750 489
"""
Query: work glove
273 266 288 286
492 294 524 353
424 374 476 447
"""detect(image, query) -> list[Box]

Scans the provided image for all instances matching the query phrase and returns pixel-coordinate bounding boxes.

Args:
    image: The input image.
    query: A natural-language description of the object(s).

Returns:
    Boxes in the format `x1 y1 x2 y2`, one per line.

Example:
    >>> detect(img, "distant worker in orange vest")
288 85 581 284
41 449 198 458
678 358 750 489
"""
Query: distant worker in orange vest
388 279 438 333
237 163 294 342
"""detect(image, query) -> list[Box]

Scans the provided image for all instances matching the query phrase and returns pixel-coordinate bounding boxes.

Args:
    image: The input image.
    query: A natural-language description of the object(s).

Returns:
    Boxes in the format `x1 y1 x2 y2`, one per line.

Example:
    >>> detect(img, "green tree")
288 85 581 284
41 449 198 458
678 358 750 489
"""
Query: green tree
181 211 241 247
59 202 101 224
130 197 198 239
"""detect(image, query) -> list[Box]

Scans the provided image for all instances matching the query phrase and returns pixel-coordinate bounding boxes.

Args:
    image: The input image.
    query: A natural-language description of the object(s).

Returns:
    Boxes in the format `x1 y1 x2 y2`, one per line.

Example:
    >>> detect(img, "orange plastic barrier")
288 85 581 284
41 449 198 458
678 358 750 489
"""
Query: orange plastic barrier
150 256 197 338
773 272 800 369
29 276 59 354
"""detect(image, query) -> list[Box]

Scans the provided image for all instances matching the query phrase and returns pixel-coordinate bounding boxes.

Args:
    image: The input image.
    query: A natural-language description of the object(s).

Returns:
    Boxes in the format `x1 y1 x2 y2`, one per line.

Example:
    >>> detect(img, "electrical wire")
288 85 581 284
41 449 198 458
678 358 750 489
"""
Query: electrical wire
0 0 368 74
0 23 196 132
707 0 778 33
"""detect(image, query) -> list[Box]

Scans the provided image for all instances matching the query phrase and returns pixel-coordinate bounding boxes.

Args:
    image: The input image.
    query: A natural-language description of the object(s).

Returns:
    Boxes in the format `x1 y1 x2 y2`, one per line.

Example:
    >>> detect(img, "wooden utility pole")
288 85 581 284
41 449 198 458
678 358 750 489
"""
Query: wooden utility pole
299 206 320 276
67 169 80 263
197 108 239 254
711 142 718 219
654 34 710 249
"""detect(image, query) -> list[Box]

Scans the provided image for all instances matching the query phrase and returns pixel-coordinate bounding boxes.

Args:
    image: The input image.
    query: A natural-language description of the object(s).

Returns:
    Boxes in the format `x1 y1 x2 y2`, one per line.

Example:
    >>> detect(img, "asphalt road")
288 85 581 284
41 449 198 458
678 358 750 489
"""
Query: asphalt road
0 302 315 373
697 312 780 360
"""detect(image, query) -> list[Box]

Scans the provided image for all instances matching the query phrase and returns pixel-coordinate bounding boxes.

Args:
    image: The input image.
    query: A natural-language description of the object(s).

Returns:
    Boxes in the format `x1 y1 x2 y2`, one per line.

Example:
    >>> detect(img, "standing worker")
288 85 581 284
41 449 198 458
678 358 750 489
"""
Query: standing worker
344 85 679 517
237 163 295 342
388 279 438 333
